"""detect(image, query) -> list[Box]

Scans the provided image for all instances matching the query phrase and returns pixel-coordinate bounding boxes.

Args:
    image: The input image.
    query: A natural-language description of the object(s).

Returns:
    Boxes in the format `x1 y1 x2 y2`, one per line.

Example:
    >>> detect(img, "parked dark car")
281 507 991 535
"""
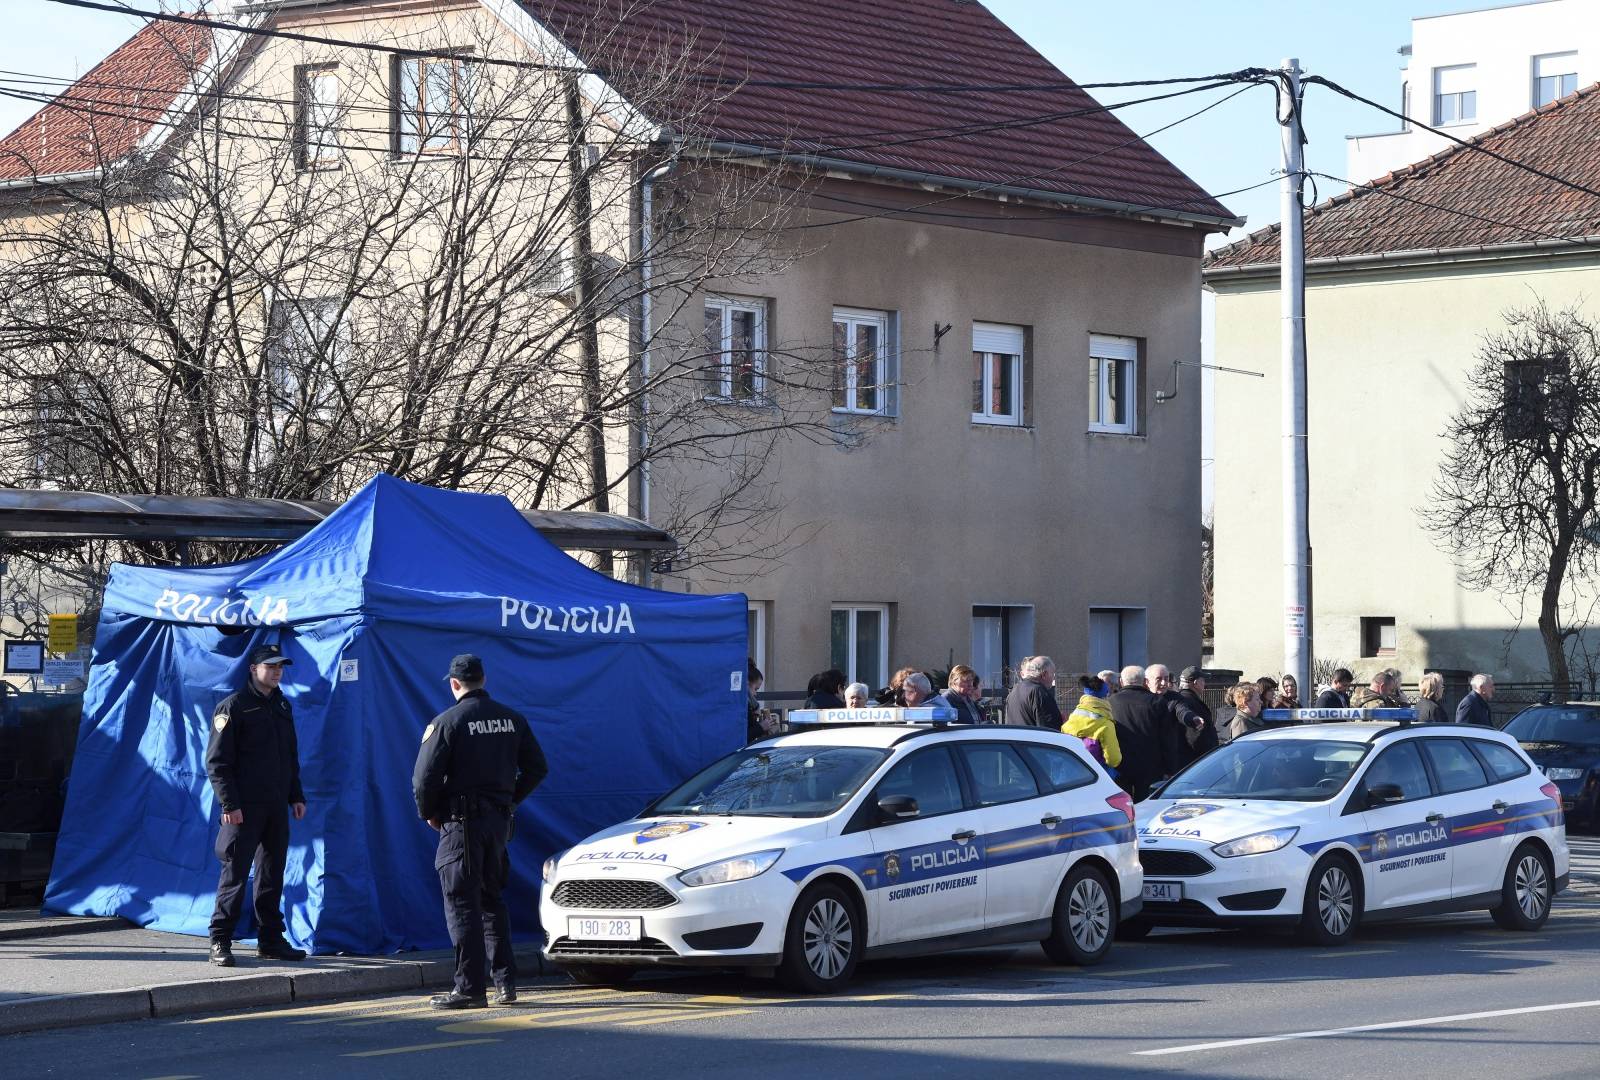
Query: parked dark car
1502 703 1600 831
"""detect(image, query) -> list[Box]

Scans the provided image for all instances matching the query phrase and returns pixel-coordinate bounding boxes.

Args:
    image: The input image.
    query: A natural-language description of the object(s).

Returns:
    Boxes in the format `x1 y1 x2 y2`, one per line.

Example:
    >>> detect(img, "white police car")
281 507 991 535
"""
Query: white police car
1132 717 1569 944
541 707 1141 992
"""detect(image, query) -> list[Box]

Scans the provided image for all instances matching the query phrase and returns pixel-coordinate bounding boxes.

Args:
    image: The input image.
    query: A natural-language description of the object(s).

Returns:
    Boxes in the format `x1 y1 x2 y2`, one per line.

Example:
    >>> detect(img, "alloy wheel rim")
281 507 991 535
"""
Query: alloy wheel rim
1514 855 1549 919
802 898 853 979
1318 867 1354 935
1068 877 1110 951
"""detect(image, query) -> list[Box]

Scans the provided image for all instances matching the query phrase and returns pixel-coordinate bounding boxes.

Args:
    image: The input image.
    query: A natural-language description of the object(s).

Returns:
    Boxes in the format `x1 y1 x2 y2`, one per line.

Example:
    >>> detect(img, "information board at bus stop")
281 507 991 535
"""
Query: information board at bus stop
48 614 78 655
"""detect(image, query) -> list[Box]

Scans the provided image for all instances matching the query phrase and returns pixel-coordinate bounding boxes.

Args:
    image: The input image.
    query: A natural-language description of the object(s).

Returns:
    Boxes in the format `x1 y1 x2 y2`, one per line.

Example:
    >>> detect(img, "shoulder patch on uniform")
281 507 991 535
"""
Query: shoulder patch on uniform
214 712 229 732
422 722 436 742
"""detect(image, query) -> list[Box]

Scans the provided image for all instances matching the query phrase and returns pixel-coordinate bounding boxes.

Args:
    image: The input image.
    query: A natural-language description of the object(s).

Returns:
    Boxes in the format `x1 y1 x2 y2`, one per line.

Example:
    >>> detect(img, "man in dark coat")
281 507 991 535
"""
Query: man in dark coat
1111 664 1205 799
1005 656 1064 728
1314 668 1354 710
205 643 307 968
413 655 548 1009
1176 666 1218 763
1455 674 1495 725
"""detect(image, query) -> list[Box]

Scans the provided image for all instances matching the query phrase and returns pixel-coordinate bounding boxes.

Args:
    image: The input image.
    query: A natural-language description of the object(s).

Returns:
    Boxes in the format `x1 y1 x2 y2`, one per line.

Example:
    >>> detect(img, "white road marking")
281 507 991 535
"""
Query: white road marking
1134 998 1600 1056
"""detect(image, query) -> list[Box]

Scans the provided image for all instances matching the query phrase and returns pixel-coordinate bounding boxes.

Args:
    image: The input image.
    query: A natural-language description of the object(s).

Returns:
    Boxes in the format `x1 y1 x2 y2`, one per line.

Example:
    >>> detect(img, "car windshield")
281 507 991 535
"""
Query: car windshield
1162 739 1369 802
1505 706 1600 748
648 745 890 818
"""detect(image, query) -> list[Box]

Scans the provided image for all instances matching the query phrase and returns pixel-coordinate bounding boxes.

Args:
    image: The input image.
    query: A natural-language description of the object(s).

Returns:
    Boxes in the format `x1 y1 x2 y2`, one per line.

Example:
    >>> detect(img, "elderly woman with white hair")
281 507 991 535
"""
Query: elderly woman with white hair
843 682 871 709
1004 655 1064 728
1415 671 1447 724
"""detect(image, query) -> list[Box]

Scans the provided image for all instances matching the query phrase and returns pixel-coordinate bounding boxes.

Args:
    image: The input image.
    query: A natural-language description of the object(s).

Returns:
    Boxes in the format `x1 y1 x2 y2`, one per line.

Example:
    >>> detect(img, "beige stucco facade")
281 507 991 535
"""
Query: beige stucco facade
662 197 1209 693
1208 251 1600 686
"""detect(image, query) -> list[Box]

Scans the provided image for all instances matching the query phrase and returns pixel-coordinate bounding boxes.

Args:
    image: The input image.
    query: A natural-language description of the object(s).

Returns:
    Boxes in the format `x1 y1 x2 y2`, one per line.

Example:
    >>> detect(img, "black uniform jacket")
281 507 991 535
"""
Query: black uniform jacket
412 689 548 821
1005 678 1064 728
1110 686 1203 786
206 682 305 812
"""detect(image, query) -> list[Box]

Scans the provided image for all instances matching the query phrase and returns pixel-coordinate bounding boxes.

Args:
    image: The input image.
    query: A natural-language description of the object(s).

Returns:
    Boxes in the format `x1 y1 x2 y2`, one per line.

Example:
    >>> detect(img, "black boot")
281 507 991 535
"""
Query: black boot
257 938 307 961
209 941 235 967
430 990 488 1010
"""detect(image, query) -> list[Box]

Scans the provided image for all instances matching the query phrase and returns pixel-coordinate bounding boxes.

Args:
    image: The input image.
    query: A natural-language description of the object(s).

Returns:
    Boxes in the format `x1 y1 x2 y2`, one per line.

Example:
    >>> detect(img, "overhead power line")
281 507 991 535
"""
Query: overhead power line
1306 170 1596 249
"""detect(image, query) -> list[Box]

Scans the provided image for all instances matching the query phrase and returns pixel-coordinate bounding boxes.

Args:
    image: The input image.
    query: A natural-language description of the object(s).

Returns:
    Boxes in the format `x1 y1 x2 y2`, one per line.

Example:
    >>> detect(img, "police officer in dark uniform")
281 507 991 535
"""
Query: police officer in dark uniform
205 643 307 967
413 654 548 1009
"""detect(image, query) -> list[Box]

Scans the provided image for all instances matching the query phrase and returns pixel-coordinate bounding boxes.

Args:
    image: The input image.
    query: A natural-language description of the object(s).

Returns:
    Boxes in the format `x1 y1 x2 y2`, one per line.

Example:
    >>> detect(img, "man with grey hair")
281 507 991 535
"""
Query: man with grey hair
1097 669 1120 692
1351 669 1401 712
902 672 936 707
1455 673 1495 726
1005 655 1064 728
1109 663 1201 799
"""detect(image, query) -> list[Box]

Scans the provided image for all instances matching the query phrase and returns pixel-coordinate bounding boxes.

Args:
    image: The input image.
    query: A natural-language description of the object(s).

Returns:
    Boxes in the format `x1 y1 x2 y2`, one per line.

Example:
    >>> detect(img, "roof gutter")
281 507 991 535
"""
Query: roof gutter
1204 234 1600 282
702 139 1245 230
0 168 101 190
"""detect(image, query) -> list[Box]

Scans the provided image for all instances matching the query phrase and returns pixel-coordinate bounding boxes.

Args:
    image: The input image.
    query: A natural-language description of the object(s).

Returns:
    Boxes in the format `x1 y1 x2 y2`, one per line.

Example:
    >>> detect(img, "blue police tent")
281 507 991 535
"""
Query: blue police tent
43 474 747 954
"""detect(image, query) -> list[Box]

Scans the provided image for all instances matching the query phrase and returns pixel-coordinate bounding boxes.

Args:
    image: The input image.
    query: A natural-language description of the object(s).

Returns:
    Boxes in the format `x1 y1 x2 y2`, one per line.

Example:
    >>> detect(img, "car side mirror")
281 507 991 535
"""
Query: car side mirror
1366 782 1404 808
877 794 920 820
1146 780 1169 800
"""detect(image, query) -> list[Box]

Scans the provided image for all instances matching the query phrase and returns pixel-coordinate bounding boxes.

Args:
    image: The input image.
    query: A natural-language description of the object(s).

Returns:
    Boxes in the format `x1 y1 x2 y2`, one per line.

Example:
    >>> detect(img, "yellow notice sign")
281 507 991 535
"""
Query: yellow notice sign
48 613 78 654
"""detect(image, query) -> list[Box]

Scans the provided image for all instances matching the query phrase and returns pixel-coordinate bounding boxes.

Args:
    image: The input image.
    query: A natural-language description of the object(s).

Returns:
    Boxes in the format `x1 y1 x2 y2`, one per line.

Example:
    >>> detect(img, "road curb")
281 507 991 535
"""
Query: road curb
0 916 131 942
0 948 561 1037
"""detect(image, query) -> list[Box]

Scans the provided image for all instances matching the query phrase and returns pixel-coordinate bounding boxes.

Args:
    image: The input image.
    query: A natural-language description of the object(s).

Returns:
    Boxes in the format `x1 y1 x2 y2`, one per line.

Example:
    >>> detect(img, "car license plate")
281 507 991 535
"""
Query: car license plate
1143 881 1183 902
568 917 642 941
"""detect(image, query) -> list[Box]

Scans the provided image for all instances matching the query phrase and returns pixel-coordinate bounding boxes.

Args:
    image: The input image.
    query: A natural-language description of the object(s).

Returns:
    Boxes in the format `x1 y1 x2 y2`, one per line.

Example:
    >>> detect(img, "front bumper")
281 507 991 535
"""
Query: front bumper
1136 840 1310 927
540 869 796 969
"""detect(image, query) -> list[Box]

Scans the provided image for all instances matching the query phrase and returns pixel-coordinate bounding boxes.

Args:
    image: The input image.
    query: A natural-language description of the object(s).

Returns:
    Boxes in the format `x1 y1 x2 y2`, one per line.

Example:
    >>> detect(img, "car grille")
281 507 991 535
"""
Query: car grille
551 879 678 910
1139 849 1214 877
548 936 678 958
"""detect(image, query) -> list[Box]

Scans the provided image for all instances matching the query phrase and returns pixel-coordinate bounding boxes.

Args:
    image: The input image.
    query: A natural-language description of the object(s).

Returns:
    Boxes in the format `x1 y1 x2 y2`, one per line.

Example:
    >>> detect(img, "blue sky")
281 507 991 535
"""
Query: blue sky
1 0 1489 241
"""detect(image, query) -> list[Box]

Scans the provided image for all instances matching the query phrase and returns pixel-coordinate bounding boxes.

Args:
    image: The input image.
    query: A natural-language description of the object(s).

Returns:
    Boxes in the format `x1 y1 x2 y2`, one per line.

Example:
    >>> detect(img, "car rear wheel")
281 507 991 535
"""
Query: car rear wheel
1297 854 1359 946
562 964 638 987
1491 843 1553 931
777 882 862 993
1042 862 1115 965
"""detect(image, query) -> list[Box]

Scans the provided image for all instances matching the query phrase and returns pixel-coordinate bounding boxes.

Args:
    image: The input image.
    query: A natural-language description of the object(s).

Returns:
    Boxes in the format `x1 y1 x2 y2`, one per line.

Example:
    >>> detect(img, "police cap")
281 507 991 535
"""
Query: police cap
447 654 485 681
248 644 292 666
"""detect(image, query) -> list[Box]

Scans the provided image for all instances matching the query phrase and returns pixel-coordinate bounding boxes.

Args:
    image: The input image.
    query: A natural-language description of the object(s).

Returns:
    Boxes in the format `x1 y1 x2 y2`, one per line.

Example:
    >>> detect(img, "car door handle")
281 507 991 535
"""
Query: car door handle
1425 812 1445 825
1492 800 1509 812
1040 814 1062 827
951 829 977 842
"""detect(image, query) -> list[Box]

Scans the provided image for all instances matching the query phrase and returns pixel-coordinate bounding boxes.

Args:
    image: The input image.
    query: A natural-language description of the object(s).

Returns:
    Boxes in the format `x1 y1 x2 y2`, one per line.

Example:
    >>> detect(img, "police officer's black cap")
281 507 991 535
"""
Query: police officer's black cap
248 644 292 666
447 654 484 681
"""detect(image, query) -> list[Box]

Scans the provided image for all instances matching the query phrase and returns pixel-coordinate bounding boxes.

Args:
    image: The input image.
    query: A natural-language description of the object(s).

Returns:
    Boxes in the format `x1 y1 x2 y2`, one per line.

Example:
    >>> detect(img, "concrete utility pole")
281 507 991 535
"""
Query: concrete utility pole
1279 58 1312 701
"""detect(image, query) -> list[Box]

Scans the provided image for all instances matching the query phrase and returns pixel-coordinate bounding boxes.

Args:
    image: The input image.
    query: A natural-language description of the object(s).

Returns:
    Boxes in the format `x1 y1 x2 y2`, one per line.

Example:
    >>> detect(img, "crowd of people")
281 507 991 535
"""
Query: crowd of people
750 654 1505 800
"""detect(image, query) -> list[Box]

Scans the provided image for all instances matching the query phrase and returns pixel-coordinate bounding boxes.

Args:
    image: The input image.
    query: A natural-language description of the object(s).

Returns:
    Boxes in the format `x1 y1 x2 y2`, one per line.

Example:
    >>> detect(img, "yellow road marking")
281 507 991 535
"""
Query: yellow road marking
343 1038 499 1058
684 994 800 1006
194 995 416 1023
517 1007 666 1029
835 993 909 1002
437 1006 660 1033
614 1007 754 1027
1087 962 1228 979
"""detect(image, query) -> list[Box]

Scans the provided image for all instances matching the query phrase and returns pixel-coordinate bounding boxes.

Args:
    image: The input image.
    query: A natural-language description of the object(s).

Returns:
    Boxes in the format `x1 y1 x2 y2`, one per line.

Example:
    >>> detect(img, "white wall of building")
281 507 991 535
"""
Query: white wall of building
1347 0 1600 184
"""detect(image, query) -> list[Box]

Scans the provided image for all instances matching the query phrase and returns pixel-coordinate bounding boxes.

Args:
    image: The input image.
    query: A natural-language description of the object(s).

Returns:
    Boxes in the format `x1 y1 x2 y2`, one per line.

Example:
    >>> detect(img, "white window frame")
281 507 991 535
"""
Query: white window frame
296 65 340 170
832 307 893 416
1533 52 1579 108
1089 334 1138 435
1433 64 1477 126
830 603 889 689
746 601 768 681
703 295 767 403
972 322 1024 426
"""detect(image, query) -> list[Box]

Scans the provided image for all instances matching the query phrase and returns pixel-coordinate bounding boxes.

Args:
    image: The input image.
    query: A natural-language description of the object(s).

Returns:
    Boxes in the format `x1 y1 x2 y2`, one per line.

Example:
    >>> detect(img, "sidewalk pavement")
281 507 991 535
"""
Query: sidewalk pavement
0 911 557 1038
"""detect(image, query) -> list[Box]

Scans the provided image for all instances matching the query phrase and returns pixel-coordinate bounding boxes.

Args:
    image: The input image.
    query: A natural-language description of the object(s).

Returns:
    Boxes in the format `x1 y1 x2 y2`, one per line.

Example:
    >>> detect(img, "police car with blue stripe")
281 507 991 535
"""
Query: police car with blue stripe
1131 714 1569 945
541 705 1141 991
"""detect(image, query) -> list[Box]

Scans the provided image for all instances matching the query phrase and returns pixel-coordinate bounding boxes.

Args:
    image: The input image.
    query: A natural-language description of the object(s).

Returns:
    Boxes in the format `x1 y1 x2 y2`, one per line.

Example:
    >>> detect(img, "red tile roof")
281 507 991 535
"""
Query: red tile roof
522 0 1235 226
0 19 210 182
1206 83 1600 272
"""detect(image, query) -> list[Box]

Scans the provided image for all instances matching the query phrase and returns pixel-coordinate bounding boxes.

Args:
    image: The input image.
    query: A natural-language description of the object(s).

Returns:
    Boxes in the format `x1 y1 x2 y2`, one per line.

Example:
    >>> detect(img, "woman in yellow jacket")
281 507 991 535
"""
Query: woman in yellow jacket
1062 674 1122 773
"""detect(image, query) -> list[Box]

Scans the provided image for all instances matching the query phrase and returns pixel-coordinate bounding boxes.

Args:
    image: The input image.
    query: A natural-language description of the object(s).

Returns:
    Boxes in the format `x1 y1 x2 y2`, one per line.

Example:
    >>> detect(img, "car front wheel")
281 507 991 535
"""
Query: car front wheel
1491 843 1553 931
778 882 862 993
1298 854 1359 946
1042 862 1115 965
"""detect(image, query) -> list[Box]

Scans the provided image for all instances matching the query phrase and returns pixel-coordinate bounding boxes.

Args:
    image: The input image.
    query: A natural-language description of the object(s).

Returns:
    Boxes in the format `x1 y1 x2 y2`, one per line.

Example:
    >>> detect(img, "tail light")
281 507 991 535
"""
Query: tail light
1541 781 1561 801
1107 791 1135 824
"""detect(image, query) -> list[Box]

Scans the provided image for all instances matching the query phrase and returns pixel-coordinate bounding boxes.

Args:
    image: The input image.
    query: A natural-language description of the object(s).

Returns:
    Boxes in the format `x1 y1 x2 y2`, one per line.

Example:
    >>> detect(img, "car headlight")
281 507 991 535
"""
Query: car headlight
678 849 784 888
1545 768 1585 781
542 849 568 884
1212 827 1299 858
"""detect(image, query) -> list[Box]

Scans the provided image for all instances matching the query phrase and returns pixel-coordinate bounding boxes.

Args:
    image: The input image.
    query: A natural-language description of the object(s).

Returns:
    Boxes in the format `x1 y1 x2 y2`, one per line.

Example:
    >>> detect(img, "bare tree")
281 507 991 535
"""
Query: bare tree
0 4 862 589
1427 300 1600 685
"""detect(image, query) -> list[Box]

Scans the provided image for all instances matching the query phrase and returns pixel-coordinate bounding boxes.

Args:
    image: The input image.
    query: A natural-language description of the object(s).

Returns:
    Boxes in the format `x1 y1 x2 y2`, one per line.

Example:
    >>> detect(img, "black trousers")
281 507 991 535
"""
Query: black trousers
436 813 513 997
210 802 290 943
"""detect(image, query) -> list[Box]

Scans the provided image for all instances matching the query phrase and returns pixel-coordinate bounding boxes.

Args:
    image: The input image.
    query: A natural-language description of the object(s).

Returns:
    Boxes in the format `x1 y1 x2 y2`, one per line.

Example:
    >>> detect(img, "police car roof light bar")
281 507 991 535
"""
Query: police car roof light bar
1263 707 1417 726
786 704 959 726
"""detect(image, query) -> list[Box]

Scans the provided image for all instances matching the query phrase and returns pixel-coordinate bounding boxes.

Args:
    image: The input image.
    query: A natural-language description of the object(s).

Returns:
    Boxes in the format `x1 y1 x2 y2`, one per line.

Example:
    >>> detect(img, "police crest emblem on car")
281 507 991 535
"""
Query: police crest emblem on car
1159 803 1221 823
635 821 707 844
1374 832 1389 856
884 852 901 880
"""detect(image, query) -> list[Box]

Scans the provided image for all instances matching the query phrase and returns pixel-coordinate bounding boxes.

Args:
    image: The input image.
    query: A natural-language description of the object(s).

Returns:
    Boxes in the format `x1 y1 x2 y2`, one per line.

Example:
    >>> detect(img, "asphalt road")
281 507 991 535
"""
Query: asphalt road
8 837 1600 1080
